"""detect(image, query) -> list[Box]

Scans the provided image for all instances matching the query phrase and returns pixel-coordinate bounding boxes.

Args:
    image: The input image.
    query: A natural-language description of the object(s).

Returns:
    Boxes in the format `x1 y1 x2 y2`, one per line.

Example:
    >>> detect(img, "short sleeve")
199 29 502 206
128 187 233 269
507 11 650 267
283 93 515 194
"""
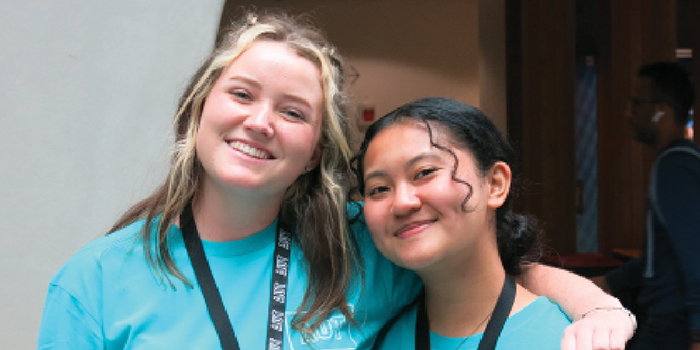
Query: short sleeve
37 283 103 349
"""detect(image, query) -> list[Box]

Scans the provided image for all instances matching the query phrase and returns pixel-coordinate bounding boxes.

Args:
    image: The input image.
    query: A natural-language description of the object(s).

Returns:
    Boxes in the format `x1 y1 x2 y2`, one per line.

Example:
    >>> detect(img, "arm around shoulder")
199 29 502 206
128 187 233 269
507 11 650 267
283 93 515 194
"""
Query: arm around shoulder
517 263 623 317
517 263 634 350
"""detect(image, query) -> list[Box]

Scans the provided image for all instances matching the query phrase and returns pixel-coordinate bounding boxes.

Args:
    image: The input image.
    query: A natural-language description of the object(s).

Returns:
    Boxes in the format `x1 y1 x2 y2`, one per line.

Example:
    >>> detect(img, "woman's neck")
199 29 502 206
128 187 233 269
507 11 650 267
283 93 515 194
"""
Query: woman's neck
420 255 507 338
191 178 284 242
416 233 537 339
423 273 536 339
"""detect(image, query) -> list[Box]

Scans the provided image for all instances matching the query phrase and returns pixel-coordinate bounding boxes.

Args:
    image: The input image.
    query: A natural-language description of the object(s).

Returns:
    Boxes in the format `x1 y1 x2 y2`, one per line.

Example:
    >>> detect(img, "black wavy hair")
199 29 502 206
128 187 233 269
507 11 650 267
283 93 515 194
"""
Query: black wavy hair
350 97 542 275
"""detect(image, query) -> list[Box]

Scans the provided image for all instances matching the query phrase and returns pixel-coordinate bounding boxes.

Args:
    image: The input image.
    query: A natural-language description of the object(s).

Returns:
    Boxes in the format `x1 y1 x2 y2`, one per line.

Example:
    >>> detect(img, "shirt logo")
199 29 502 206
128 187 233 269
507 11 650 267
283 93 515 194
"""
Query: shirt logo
286 306 358 350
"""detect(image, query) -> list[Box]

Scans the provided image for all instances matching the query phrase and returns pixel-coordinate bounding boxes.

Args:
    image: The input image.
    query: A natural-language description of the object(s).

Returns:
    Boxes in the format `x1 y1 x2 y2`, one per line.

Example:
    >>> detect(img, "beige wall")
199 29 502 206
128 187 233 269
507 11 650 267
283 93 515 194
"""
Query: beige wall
478 0 507 134
225 0 508 142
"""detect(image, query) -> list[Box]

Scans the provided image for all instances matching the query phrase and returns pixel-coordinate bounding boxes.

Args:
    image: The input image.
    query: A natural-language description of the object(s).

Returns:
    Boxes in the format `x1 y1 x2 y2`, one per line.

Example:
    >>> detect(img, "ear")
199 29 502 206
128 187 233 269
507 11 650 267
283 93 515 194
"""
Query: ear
652 103 673 123
486 161 511 209
305 144 323 171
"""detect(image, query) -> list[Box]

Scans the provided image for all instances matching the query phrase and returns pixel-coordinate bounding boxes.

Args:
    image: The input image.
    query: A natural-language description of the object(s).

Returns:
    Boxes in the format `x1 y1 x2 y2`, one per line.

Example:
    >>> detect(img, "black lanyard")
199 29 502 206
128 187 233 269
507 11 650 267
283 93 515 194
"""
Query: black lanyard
415 275 516 350
180 204 291 350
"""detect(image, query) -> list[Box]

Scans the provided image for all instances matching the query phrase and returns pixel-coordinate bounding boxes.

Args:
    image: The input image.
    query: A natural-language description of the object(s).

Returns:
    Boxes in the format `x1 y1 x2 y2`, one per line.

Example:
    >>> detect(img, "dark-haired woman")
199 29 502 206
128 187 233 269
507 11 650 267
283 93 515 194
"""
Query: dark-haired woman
354 97 631 349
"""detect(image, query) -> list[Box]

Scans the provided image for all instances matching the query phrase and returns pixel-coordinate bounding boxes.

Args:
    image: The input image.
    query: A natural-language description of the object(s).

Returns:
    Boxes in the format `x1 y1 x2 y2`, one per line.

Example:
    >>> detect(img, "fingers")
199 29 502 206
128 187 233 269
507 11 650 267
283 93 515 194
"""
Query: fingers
562 321 594 350
607 328 628 350
591 328 611 350
561 313 633 350
575 321 594 350
562 331 577 350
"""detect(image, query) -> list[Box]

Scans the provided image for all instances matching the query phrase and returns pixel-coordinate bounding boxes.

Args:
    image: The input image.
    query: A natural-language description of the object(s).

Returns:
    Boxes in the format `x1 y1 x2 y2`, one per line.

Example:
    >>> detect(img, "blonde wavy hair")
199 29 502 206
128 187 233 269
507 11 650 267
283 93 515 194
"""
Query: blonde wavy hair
110 12 357 333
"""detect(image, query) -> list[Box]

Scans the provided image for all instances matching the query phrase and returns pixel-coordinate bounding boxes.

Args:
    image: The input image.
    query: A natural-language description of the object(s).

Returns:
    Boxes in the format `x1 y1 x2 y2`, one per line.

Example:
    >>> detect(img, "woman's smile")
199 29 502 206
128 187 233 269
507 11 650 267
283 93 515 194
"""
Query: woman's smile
227 140 274 160
394 219 435 238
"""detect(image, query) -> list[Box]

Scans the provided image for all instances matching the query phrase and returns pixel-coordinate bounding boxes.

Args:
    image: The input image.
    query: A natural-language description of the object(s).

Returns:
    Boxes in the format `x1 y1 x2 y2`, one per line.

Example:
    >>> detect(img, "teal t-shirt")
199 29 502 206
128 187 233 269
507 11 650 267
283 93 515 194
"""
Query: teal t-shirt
37 208 421 349
375 296 571 350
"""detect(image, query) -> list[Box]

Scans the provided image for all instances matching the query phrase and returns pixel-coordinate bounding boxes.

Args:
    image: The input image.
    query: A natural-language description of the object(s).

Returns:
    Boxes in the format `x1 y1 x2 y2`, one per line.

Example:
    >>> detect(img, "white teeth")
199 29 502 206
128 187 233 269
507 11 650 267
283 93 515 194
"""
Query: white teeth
228 141 271 159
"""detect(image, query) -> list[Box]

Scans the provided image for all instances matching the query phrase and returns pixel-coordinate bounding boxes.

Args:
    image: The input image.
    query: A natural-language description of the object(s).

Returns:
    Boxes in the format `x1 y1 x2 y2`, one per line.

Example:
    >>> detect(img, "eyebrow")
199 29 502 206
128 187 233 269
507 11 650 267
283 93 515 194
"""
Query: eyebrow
364 152 441 183
279 92 313 111
226 75 260 88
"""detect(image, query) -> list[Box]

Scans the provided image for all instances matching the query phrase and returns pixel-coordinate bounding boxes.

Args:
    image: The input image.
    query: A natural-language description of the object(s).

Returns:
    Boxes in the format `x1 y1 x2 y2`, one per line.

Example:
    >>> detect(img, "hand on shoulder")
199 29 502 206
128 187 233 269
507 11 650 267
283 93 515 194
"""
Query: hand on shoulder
561 306 635 350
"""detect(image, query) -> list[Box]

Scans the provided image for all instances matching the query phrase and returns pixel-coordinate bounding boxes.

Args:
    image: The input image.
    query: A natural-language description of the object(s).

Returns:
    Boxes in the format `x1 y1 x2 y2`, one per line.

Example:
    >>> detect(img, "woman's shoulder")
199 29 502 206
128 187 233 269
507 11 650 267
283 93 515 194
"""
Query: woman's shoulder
50 219 153 285
81 220 147 258
512 296 570 324
497 296 570 348
346 201 371 243
346 201 365 223
372 302 420 349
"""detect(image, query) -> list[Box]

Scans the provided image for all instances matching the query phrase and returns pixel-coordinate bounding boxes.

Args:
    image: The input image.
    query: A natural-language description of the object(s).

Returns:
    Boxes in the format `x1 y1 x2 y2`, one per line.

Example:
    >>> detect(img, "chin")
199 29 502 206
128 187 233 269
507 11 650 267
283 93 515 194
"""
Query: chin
214 171 266 191
391 251 441 272
633 128 658 146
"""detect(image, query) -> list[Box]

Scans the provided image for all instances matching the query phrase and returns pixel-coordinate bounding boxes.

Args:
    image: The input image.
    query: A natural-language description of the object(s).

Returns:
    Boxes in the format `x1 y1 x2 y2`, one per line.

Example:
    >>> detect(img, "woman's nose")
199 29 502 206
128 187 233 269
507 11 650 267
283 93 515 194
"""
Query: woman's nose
243 103 274 137
391 183 421 216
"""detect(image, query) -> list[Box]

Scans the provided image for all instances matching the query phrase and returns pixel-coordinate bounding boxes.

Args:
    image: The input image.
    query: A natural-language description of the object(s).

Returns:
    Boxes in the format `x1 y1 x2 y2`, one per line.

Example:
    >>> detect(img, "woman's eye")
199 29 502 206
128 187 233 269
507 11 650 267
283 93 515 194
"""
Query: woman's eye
229 89 252 100
367 185 389 197
282 109 306 121
415 167 437 180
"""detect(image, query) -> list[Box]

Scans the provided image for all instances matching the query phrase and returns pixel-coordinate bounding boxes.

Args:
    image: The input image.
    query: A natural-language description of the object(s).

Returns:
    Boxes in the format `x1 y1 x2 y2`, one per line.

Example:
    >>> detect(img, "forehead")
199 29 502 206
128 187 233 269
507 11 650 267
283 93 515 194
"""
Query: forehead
375 122 431 146
224 40 323 91
364 121 454 165
237 40 311 64
378 120 456 146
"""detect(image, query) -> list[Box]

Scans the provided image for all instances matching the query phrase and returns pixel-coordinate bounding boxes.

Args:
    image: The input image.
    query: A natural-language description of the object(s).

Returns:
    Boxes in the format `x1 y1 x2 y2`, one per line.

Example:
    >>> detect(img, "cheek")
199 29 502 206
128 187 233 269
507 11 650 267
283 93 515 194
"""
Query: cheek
285 137 318 166
286 122 322 153
196 109 220 148
199 97 220 128
195 112 218 144
431 179 468 209
362 203 386 237
364 206 393 256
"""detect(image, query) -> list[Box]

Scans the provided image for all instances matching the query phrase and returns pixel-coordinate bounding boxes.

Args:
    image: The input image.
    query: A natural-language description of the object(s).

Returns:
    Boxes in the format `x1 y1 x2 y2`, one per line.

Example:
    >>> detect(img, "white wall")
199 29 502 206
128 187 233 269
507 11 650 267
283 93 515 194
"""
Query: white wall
0 1 223 347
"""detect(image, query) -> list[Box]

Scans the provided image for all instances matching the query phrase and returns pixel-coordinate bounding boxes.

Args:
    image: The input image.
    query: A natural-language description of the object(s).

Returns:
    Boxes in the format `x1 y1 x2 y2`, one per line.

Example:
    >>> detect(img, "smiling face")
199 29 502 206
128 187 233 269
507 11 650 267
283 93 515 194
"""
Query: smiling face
195 40 324 201
362 122 501 273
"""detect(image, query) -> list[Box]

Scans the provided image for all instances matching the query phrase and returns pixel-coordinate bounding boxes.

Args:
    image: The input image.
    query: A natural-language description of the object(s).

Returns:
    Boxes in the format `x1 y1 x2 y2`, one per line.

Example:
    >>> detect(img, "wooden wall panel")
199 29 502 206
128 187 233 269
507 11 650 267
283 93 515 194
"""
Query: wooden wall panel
596 0 676 254
508 0 678 256
507 0 577 255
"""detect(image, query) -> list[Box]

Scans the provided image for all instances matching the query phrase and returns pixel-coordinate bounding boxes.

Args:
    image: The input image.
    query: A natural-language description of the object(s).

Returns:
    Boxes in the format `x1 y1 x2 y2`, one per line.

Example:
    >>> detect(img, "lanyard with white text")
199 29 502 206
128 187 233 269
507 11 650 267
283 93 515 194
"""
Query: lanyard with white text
181 203 292 350
415 275 516 350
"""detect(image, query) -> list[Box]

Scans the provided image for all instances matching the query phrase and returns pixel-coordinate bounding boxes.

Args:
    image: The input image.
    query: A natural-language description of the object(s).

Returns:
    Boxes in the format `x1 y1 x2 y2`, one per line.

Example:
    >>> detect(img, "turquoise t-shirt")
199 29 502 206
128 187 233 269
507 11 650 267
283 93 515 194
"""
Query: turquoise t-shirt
375 296 571 350
37 208 421 349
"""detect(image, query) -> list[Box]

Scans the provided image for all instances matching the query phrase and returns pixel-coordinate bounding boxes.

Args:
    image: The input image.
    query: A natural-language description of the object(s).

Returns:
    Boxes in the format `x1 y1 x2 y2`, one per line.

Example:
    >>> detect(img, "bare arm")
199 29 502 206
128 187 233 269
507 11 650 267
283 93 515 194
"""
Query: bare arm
517 263 621 317
517 263 634 350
